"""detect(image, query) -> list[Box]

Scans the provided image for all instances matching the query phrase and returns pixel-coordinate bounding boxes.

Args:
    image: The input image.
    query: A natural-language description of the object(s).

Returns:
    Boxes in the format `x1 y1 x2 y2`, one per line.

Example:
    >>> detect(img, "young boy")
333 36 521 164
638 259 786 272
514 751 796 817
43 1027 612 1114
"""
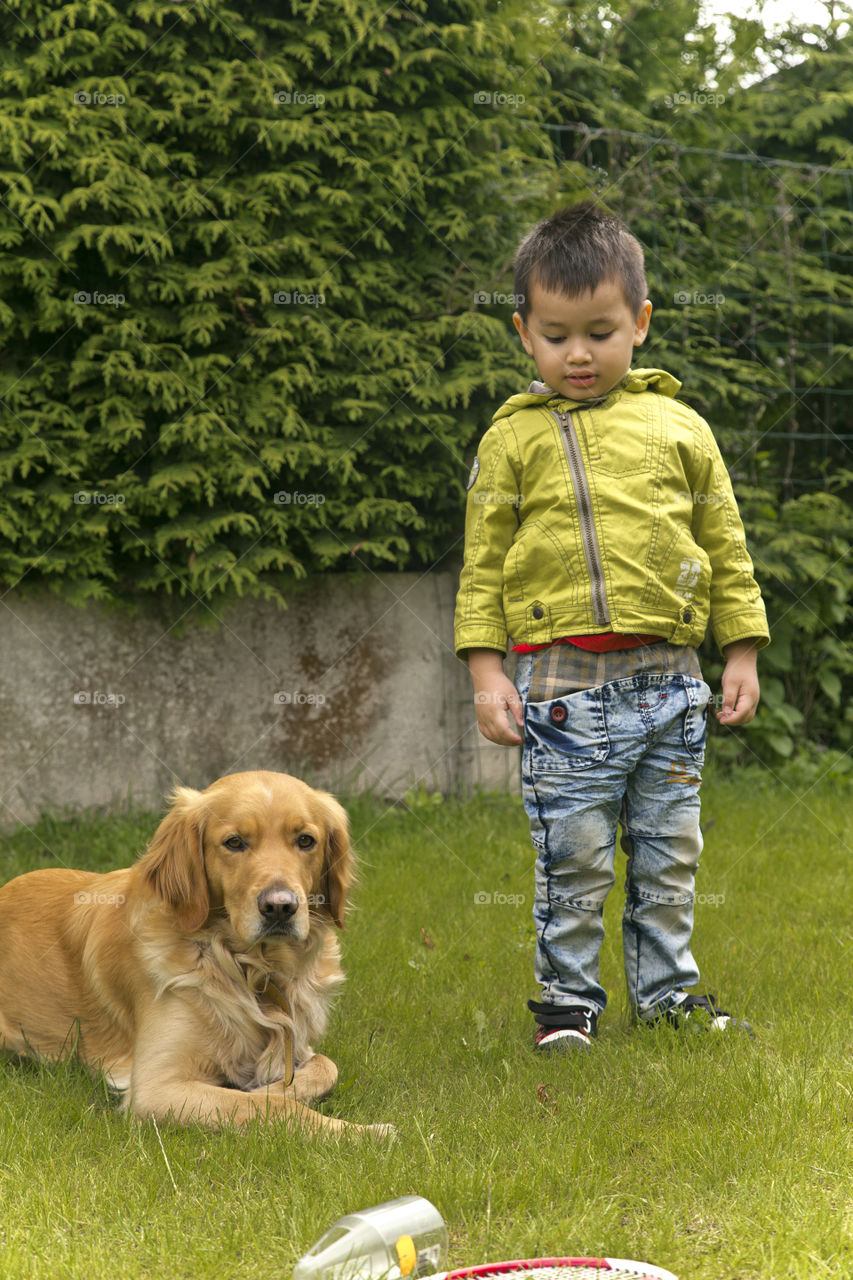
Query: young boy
454 202 769 1051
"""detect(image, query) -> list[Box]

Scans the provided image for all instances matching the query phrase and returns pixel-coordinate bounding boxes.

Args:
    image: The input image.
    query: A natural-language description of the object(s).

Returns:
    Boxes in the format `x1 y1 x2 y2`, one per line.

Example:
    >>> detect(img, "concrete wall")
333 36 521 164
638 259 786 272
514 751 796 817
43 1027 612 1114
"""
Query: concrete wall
0 573 520 828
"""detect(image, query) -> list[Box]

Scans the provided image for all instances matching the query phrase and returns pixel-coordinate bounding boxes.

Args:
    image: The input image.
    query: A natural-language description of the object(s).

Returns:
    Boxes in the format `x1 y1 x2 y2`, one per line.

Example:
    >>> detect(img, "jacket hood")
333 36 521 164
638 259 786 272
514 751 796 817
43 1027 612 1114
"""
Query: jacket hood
492 367 682 422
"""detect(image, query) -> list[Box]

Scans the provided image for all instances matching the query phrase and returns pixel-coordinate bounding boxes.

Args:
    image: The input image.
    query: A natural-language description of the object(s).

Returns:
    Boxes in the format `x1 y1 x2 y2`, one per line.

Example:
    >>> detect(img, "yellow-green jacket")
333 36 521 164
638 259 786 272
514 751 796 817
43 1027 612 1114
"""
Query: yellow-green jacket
454 368 769 656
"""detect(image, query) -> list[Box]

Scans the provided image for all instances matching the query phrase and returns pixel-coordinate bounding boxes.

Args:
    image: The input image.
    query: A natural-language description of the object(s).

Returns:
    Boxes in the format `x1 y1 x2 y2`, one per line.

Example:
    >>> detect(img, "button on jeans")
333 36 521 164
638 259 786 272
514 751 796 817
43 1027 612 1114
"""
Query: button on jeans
516 657 711 1019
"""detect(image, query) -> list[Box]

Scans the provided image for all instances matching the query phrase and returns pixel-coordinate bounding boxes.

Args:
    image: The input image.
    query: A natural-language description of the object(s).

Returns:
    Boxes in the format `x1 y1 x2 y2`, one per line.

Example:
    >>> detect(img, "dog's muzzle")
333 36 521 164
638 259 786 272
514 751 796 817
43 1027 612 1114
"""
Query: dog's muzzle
257 886 301 935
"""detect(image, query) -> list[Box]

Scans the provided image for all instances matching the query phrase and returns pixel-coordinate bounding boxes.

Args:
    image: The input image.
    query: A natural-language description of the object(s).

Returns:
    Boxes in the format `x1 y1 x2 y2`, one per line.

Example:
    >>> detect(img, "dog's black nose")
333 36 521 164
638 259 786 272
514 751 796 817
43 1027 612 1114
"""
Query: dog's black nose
257 887 300 921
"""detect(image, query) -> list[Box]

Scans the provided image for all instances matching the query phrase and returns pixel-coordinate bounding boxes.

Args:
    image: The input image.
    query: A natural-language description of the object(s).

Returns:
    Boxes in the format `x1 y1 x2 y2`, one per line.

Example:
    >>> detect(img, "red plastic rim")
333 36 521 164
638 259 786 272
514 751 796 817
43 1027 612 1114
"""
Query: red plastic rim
445 1261 615 1277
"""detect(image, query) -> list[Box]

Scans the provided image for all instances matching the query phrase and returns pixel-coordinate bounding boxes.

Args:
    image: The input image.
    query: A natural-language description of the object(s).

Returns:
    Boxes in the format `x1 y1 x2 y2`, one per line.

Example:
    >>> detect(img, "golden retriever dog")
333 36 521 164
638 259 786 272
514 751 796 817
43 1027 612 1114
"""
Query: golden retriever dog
0 770 388 1136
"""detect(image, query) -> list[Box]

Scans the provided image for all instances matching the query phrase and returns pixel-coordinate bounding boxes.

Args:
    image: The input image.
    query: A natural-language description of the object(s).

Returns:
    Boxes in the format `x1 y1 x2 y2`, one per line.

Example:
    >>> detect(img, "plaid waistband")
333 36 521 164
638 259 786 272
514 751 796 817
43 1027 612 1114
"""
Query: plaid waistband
517 640 703 702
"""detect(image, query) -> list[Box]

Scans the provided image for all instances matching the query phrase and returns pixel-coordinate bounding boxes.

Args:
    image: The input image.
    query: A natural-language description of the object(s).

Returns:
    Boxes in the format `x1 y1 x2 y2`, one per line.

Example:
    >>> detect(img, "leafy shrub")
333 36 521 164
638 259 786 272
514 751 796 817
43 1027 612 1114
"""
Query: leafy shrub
0 0 552 605
702 481 853 772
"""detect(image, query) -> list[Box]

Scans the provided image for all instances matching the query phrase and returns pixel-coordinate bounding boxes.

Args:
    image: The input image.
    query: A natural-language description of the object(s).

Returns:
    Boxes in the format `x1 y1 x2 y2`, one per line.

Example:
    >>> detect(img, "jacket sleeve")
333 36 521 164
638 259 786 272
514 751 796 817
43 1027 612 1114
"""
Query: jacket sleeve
689 421 770 652
453 422 522 656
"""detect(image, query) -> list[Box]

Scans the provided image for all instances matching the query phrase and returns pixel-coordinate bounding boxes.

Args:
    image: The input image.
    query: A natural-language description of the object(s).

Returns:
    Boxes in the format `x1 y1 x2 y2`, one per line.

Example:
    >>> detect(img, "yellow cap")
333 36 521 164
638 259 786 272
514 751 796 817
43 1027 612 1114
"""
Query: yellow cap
395 1235 417 1276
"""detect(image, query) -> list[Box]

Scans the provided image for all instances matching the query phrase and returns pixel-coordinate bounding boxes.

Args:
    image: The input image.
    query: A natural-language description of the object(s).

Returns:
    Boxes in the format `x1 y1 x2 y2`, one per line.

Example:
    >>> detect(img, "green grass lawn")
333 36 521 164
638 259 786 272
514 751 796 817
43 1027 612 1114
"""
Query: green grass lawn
0 772 851 1279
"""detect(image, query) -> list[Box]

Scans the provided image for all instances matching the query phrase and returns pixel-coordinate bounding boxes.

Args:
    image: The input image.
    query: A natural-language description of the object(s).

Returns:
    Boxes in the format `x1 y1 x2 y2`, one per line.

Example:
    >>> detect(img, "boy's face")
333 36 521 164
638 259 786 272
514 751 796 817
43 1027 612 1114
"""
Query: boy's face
512 278 652 401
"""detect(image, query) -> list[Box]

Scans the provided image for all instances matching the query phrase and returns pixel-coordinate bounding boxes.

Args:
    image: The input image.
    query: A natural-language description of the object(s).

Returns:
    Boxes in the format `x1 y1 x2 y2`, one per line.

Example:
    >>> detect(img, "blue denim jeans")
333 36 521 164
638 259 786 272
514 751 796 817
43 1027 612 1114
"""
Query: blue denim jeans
516 657 711 1019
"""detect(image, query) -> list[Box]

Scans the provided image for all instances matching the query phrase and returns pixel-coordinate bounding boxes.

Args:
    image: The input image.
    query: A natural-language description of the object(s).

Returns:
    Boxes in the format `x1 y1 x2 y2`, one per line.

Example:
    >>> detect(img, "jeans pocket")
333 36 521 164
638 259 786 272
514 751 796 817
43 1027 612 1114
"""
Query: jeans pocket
524 686 610 772
681 677 711 760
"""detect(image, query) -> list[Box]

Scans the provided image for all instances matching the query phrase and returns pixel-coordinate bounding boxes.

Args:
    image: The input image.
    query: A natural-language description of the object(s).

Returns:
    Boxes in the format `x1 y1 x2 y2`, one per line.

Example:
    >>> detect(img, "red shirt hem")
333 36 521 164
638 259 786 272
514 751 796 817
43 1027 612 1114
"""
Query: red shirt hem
513 633 665 654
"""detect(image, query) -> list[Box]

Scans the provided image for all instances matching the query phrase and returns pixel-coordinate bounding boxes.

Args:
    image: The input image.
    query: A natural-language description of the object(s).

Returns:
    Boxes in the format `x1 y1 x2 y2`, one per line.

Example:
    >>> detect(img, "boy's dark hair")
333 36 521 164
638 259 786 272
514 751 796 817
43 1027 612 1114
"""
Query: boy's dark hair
513 201 647 320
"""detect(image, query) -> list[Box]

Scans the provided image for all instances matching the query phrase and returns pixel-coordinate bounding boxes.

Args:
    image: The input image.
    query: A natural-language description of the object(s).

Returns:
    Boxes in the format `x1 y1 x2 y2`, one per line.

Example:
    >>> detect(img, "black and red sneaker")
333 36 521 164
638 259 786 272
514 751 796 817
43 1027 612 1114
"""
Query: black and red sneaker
528 1000 598 1053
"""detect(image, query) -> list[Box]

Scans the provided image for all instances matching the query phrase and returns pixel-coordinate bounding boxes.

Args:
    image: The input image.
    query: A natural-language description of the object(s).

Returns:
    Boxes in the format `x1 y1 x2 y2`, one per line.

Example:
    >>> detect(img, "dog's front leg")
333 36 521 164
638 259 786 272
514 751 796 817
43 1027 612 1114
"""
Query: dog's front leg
130 1000 390 1137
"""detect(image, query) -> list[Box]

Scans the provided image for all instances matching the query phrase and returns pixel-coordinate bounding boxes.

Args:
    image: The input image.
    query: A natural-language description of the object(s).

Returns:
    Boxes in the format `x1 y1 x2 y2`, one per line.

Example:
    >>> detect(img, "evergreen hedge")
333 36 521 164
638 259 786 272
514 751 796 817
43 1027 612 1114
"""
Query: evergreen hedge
0 0 552 605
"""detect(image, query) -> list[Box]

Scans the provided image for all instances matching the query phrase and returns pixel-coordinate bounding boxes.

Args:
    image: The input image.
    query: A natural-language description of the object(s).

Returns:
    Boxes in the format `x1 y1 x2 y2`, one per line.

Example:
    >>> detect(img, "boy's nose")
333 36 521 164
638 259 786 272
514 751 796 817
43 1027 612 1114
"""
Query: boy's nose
566 345 592 364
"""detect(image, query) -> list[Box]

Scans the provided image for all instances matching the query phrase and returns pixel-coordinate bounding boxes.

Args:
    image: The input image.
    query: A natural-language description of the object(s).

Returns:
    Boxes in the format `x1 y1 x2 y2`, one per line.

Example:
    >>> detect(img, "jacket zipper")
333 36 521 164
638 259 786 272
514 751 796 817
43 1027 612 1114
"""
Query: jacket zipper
553 409 611 627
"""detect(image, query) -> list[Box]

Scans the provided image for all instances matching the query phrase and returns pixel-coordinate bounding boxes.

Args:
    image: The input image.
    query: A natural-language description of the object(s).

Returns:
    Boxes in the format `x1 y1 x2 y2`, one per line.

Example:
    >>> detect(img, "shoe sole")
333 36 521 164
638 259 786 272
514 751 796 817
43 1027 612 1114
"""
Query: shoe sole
534 1028 593 1053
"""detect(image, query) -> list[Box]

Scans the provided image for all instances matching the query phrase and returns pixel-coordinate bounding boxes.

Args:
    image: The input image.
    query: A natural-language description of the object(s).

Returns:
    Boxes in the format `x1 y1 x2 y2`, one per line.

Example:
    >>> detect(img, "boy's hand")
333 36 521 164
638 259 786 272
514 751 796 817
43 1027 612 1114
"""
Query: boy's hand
467 649 524 745
717 639 761 726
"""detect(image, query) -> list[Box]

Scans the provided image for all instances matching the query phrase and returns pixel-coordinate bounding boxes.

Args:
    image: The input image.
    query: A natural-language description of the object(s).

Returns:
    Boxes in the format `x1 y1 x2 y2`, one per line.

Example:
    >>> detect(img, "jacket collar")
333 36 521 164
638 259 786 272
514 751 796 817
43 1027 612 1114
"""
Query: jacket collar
493 367 682 421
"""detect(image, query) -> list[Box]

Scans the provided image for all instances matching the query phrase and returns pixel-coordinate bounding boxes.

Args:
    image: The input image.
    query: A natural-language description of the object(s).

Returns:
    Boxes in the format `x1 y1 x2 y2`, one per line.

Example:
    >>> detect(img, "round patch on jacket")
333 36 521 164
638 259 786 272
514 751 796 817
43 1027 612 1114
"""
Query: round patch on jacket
466 456 480 490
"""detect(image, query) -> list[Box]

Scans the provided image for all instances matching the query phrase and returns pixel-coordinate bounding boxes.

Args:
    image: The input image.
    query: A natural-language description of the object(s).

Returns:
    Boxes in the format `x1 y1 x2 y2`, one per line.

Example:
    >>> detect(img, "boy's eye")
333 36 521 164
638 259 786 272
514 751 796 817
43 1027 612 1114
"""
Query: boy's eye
591 331 614 341
544 336 565 345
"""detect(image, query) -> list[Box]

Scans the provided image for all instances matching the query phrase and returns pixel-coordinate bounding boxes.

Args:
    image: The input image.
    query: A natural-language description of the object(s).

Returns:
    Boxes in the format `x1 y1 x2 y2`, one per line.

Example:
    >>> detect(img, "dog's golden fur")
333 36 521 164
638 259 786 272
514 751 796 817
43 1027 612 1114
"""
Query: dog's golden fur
0 770 386 1135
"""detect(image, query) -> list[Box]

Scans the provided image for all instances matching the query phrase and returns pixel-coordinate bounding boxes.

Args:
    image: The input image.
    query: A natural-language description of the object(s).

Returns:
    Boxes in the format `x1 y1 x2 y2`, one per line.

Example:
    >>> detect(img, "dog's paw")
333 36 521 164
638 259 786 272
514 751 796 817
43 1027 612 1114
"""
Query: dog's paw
289 1052 338 1104
327 1119 397 1141
363 1121 397 1142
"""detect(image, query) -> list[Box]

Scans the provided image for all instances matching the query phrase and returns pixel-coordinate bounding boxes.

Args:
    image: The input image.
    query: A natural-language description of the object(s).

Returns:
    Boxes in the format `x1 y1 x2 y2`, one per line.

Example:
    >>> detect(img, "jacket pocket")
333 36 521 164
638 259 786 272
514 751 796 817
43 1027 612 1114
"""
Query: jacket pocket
654 535 712 633
586 403 654 476
503 520 580 607
524 687 610 773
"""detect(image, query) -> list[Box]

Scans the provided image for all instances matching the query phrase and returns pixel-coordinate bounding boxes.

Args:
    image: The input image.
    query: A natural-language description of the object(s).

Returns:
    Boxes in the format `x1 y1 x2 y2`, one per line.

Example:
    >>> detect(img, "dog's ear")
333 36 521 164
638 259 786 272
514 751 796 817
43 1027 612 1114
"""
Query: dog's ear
316 792 354 929
138 786 210 932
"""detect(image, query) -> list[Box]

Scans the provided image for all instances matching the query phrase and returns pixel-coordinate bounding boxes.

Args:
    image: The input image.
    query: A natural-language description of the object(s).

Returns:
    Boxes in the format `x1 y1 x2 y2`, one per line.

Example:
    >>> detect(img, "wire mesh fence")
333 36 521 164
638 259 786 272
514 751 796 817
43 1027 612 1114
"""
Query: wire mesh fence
546 123 853 496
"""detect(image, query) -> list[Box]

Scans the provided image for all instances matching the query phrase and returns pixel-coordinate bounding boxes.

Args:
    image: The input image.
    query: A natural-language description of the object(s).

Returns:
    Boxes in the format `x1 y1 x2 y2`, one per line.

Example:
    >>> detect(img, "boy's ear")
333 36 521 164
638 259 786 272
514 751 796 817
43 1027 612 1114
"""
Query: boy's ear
633 299 653 345
512 311 533 355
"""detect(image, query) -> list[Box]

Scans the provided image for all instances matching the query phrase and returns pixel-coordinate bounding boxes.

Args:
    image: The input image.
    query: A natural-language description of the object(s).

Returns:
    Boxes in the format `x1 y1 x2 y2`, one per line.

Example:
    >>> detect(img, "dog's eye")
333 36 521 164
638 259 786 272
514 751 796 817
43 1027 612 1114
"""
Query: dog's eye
223 835 247 851
296 833 316 850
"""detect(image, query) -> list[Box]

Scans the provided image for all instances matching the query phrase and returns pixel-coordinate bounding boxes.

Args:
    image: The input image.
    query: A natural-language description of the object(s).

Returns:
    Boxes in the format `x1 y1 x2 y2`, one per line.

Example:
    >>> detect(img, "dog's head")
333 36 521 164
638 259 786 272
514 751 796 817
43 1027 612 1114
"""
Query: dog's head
138 771 354 942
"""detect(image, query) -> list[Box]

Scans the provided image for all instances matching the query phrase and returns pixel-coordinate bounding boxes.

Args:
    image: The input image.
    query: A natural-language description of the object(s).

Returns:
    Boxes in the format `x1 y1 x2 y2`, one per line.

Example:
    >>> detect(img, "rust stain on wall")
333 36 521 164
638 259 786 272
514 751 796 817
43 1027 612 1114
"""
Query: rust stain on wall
261 632 393 779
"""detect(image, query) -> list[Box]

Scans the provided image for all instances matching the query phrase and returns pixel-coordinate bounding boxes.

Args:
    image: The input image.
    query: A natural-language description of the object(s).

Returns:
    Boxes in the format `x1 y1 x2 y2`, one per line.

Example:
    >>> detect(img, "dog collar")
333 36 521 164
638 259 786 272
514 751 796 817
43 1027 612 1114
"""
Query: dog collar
262 979 295 1088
